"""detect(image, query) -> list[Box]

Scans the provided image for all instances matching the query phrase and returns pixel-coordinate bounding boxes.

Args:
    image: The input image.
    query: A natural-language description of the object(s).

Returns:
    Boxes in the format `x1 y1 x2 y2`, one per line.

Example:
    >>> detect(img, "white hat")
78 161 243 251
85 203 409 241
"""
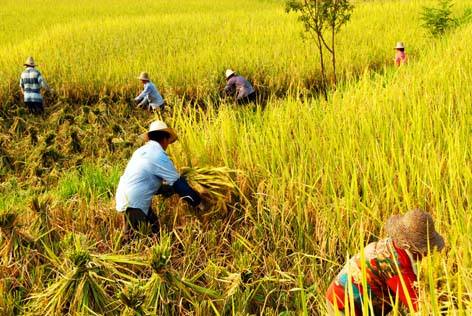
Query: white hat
395 42 405 49
140 120 177 143
24 56 36 67
225 69 235 79
138 72 151 81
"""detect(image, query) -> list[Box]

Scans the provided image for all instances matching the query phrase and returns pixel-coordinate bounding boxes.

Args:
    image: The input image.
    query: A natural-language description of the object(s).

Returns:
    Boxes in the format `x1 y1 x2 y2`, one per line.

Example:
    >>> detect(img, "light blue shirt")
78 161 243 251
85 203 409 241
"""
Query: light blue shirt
135 81 164 107
115 141 180 214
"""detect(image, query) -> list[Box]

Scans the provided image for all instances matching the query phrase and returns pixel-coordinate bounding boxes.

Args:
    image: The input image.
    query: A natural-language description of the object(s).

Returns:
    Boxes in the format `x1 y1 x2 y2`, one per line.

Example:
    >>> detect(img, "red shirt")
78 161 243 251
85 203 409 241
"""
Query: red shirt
395 51 407 66
326 238 418 315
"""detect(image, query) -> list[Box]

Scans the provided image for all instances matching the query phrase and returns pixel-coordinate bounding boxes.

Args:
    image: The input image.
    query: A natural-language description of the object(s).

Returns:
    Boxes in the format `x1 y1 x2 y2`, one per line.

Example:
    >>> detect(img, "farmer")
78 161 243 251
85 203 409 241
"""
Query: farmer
19 56 51 114
223 69 256 105
135 72 165 111
394 42 408 66
326 209 445 315
115 120 203 236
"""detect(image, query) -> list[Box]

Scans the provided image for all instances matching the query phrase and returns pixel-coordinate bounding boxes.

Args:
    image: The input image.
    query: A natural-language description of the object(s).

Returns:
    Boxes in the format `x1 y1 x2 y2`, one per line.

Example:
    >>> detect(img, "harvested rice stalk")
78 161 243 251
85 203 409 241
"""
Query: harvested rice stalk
0 209 35 266
119 281 148 316
180 166 242 203
28 234 147 316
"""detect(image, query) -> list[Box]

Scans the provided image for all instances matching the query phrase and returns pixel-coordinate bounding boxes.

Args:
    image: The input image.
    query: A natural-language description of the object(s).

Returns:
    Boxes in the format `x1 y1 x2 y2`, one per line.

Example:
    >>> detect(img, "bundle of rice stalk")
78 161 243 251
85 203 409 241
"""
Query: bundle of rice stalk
0 209 35 266
119 281 148 316
144 236 220 314
28 234 146 315
181 166 242 203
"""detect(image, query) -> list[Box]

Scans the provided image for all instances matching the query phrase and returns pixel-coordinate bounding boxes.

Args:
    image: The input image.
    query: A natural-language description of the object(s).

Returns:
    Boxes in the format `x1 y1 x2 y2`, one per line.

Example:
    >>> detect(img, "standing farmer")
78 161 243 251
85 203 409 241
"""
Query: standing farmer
135 72 165 111
115 120 203 237
19 57 51 114
326 209 444 315
223 69 256 105
394 42 408 66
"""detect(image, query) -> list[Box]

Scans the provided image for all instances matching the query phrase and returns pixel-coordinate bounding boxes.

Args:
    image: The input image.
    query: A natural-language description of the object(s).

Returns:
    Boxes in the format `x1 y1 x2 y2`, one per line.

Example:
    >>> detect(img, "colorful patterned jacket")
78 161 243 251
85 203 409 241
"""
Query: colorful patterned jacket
326 238 418 315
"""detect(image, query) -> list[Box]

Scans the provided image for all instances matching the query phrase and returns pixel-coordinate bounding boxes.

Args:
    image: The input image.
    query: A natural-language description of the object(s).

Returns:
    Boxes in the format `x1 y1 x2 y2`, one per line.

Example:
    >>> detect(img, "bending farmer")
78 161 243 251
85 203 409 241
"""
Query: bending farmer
326 209 444 315
135 72 165 111
20 56 51 115
115 120 202 236
223 69 256 105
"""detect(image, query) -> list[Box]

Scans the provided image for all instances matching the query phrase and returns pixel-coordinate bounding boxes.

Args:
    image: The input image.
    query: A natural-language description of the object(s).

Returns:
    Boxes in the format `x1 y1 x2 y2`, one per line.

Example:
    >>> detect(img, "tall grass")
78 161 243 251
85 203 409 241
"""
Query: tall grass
1 0 469 104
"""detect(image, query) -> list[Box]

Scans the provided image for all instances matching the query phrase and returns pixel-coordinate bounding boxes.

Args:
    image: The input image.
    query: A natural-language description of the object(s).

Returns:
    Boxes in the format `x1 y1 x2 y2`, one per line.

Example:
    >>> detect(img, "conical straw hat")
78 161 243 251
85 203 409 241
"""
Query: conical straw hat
385 209 444 254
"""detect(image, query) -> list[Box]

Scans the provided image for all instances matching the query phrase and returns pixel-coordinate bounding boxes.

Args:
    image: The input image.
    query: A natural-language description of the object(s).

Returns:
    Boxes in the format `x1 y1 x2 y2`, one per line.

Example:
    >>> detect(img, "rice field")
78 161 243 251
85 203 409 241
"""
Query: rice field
0 0 471 315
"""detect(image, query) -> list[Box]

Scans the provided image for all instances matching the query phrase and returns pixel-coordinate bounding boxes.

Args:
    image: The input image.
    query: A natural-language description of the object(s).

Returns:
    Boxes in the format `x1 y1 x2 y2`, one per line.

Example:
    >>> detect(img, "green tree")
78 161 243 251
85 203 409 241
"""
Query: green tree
421 0 458 37
286 0 354 99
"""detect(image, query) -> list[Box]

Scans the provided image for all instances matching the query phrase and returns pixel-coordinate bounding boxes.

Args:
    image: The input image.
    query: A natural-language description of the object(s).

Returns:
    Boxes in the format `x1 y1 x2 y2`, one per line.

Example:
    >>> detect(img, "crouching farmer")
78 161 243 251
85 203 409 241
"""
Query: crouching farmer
135 72 165 111
115 120 202 237
223 69 256 105
326 209 445 315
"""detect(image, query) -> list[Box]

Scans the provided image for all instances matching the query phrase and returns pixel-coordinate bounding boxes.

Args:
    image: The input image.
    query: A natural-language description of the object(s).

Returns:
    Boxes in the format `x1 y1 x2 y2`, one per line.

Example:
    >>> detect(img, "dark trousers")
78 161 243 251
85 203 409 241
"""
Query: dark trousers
25 101 44 114
123 207 159 236
237 92 256 105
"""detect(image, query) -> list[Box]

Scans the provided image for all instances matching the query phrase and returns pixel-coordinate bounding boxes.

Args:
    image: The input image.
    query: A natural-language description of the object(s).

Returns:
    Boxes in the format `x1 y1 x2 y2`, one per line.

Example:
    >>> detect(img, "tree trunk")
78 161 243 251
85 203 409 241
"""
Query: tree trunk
316 33 328 101
331 26 337 86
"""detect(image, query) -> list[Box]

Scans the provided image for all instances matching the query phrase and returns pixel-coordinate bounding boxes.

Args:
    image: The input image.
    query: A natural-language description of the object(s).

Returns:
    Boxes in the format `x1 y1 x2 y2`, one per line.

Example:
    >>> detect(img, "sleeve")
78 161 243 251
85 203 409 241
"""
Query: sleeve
224 78 236 95
135 84 150 101
172 177 201 207
386 270 419 312
151 154 180 185
38 74 50 90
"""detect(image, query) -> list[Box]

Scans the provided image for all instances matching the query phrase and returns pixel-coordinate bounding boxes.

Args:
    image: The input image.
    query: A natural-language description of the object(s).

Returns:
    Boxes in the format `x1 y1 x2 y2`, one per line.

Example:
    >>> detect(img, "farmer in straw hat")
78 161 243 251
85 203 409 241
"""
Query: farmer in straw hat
19 56 52 114
394 42 408 66
135 72 165 111
223 69 256 105
115 120 204 237
326 209 444 315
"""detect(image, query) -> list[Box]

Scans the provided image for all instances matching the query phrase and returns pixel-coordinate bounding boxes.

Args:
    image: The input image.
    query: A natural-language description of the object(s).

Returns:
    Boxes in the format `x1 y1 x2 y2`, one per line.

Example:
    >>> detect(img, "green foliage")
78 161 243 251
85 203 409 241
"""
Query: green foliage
420 0 472 37
421 0 458 37
286 0 354 91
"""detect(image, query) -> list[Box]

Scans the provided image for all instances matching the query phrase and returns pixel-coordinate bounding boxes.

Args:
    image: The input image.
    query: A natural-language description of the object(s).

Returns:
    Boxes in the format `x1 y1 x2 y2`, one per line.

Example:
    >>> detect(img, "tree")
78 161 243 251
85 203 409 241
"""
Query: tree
421 0 458 37
286 0 353 99
421 0 472 37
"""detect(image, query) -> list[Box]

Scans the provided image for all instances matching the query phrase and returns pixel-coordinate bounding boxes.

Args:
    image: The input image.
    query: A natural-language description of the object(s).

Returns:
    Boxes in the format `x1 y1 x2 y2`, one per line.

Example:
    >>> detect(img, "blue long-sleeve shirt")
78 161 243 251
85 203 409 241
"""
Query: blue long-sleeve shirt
115 141 180 214
135 81 164 107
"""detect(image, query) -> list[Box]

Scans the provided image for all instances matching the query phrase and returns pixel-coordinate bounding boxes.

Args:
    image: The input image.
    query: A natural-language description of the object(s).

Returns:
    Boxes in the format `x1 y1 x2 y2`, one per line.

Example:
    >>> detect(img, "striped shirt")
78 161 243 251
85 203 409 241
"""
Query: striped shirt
19 67 49 103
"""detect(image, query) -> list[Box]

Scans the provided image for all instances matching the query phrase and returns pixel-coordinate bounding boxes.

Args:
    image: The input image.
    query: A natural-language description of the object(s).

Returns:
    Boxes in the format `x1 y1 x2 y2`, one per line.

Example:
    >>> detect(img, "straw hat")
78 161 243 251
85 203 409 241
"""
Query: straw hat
225 69 235 79
140 120 177 143
395 42 405 49
24 56 36 67
386 209 444 254
138 72 150 81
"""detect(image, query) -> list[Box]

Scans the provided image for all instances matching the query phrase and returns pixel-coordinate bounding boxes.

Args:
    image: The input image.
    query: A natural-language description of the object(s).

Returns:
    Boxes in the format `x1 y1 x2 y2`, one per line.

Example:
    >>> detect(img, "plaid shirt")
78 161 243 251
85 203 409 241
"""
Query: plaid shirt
20 67 49 103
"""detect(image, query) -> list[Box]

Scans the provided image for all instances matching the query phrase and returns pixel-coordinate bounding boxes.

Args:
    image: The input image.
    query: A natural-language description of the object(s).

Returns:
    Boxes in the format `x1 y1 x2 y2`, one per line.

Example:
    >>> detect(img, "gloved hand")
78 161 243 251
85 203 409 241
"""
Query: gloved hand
156 184 174 198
